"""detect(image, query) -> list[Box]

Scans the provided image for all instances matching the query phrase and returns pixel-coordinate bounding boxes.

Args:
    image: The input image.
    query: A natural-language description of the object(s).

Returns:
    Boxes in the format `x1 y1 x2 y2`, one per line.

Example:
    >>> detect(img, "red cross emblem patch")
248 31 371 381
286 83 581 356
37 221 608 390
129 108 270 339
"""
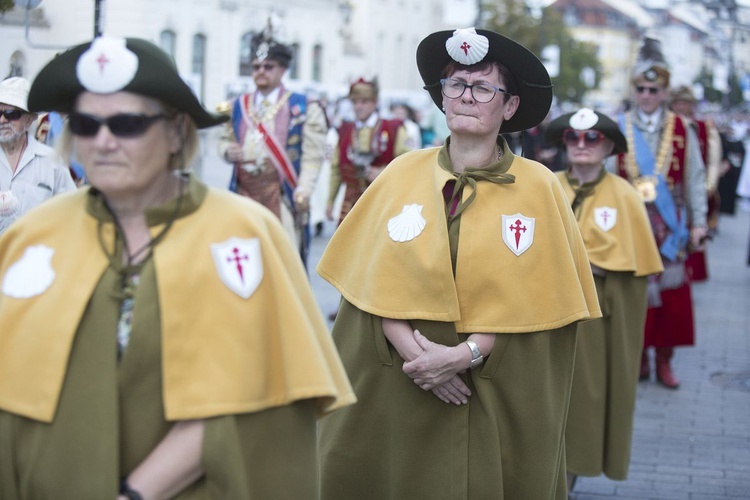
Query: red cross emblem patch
594 206 617 232
210 237 263 299
501 213 535 256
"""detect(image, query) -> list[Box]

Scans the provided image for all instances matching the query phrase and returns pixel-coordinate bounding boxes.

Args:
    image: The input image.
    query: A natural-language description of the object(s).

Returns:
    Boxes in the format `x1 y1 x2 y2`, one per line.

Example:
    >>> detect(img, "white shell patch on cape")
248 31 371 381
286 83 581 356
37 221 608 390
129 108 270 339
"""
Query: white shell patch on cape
445 28 489 66
210 237 263 299
76 37 139 93
388 203 426 242
2 245 56 299
594 206 617 232
0 190 19 217
501 213 535 256
569 108 599 130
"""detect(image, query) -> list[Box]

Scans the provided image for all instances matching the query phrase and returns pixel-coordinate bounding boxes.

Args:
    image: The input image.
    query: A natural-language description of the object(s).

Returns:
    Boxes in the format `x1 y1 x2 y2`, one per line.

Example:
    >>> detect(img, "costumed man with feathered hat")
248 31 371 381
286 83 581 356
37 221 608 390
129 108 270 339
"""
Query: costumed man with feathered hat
326 77 412 226
615 37 708 389
219 21 328 268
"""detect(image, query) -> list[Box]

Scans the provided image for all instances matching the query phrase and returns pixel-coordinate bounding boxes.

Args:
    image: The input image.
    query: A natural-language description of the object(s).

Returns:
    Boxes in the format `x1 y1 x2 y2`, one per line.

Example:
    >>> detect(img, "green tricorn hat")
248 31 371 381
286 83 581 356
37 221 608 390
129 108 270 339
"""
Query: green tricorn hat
545 108 628 156
28 36 228 129
417 27 553 134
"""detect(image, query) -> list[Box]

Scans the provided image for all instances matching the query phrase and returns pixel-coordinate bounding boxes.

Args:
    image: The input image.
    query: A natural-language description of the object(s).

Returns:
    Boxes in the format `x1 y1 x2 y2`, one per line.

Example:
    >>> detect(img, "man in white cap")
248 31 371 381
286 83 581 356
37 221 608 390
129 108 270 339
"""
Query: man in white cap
0 77 76 235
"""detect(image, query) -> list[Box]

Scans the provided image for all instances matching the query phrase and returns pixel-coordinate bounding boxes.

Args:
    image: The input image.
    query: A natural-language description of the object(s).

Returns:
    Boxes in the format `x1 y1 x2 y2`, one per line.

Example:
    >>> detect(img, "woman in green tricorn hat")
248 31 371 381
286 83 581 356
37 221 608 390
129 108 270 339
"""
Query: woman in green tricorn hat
316 27 600 498
0 36 354 499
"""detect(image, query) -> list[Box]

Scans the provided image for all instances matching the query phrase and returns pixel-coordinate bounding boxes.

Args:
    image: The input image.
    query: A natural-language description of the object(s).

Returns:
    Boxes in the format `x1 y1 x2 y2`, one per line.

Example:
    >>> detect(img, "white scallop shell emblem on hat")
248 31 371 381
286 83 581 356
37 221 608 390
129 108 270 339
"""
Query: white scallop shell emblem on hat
445 28 489 66
569 108 599 130
76 37 139 93
2 245 56 299
388 203 426 242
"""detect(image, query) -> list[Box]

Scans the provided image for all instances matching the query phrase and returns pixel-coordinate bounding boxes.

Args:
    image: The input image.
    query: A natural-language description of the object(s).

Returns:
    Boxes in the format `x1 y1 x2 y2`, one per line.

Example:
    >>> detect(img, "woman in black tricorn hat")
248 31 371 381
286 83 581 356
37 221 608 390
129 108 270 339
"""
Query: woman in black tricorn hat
0 37 354 499
316 28 600 498
545 108 662 492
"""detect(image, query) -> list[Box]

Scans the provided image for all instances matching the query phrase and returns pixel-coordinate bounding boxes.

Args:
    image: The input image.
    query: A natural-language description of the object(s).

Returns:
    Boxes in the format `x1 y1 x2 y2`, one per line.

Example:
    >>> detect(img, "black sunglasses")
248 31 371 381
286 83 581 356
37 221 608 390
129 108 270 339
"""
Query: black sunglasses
0 109 25 121
636 85 660 95
562 128 606 146
252 62 279 72
68 112 166 138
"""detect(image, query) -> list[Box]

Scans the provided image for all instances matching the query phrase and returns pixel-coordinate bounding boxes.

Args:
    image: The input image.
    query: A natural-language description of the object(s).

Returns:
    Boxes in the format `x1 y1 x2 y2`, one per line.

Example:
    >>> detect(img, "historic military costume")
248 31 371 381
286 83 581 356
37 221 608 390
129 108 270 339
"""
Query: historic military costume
616 38 707 388
328 78 410 224
219 30 327 265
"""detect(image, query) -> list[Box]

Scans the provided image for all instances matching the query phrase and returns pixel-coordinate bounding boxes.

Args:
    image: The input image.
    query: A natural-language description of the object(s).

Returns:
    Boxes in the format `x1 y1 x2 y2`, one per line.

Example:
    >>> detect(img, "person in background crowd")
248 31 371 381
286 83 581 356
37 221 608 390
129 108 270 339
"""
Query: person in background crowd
717 118 746 215
36 111 87 185
545 108 662 492
316 27 600 499
389 101 423 150
0 36 353 499
0 77 76 235
218 21 328 267
669 85 722 281
615 37 708 389
326 77 411 226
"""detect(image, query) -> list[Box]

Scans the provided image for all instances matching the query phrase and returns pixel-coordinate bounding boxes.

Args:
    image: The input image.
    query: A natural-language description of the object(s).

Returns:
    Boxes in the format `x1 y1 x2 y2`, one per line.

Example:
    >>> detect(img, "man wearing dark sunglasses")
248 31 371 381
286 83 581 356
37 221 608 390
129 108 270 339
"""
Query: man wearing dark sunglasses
0 77 76 235
219 23 327 268
614 37 708 390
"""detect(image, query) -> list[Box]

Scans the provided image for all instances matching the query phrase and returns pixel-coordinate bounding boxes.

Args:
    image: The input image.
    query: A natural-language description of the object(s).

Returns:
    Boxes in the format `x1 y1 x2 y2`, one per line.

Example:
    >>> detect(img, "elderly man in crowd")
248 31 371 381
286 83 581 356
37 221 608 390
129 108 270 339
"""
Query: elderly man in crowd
0 77 76 235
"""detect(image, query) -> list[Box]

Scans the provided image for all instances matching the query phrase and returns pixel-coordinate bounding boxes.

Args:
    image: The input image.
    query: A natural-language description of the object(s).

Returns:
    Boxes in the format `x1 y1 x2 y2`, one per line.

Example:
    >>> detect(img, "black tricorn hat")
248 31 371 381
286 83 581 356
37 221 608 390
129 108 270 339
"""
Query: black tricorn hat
417 28 553 133
545 108 627 156
27 37 228 129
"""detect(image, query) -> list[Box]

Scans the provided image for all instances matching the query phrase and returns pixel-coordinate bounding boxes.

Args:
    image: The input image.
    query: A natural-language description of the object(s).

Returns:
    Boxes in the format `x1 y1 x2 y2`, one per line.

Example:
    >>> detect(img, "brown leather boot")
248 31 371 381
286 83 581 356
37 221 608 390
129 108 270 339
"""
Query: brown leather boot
656 347 680 389
639 349 650 381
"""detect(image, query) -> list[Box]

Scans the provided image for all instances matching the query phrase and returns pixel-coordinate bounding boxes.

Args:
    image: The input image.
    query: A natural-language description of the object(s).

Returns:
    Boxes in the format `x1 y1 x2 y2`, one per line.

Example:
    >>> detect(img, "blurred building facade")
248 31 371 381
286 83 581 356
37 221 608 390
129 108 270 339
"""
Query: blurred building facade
0 0 476 112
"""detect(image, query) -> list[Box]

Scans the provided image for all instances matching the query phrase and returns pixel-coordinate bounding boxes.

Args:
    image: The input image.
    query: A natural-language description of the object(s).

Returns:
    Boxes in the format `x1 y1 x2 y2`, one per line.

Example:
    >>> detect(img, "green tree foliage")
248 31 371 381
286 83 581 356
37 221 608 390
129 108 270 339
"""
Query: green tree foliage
477 0 602 104
0 0 16 14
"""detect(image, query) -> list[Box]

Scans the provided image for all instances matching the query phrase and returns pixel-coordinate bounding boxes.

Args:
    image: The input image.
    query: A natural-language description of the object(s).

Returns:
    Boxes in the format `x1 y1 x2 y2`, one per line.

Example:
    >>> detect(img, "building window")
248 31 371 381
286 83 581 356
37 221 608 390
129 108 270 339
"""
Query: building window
289 43 300 80
312 43 323 82
240 32 254 76
192 34 207 101
160 30 177 60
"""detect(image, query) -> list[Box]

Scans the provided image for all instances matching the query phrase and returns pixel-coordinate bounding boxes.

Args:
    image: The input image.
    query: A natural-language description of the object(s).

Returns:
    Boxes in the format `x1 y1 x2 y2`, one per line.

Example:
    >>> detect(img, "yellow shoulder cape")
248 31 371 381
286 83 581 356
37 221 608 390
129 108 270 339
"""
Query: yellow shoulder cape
555 171 663 277
318 148 601 333
0 187 355 423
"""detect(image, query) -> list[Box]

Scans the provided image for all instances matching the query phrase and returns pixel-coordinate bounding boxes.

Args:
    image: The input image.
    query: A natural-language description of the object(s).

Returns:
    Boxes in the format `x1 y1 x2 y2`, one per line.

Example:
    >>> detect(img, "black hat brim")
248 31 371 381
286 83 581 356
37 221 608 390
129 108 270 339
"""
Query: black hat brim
416 29 553 133
545 110 628 156
28 38 228 129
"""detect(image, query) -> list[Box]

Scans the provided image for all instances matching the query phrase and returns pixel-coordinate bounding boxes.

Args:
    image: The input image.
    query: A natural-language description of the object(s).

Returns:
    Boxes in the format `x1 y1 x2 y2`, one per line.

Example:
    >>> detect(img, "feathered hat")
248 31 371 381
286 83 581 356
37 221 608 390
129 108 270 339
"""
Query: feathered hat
632 37 670 87
250 18 293 67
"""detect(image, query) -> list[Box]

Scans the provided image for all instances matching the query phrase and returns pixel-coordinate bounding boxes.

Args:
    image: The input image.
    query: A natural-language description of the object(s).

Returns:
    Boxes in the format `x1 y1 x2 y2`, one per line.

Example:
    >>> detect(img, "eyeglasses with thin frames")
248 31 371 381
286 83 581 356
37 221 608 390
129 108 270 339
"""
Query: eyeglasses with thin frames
68 112 166 138
0 109 25 122
562 128 606 147
635 85 660 95
439 78 511 103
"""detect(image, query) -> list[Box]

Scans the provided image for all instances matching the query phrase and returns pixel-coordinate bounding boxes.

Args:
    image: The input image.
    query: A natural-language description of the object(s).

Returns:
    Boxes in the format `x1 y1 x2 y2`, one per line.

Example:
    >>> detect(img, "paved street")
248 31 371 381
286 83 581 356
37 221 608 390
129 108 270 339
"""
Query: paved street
197 144 750 500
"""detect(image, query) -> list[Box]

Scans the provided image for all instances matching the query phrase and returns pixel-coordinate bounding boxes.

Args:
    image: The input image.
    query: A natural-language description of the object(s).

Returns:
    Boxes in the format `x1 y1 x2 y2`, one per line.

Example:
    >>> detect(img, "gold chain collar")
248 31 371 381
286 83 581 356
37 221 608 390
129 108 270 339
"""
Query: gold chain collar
624 110 675 202
245 90 292 123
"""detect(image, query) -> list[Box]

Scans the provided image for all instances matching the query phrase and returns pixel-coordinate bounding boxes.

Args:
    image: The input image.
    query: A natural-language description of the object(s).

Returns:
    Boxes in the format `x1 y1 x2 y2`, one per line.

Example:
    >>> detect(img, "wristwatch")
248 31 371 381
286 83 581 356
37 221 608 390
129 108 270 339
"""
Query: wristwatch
465 339 484 370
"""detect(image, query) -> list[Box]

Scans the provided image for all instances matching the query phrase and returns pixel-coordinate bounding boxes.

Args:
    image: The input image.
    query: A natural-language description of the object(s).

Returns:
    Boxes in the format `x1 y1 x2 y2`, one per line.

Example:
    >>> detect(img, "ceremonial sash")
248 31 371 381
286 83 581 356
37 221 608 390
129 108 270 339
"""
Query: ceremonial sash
239 93 298 189
621 115 689 261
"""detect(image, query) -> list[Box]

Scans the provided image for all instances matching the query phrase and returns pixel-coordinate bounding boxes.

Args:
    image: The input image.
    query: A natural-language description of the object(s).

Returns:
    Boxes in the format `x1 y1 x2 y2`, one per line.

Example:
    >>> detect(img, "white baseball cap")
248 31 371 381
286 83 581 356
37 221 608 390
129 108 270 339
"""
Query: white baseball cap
0 77 31 112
